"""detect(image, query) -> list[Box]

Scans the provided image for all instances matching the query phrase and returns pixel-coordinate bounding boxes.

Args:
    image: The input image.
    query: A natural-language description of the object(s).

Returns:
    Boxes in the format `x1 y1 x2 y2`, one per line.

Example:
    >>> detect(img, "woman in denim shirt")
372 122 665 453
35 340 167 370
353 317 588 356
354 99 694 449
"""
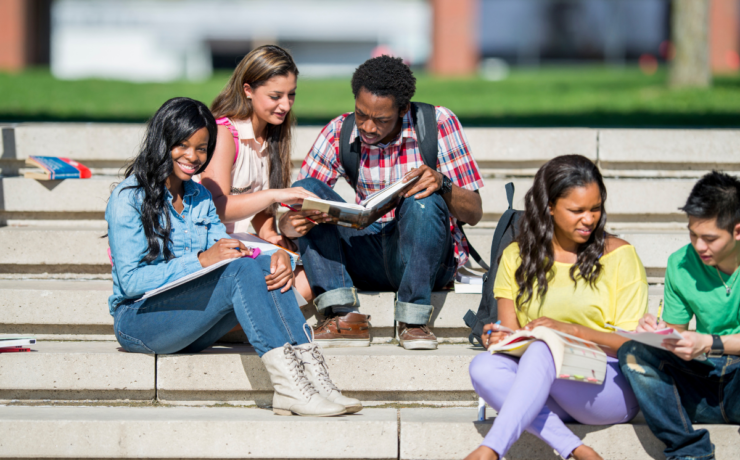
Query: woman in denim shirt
106 97 360 417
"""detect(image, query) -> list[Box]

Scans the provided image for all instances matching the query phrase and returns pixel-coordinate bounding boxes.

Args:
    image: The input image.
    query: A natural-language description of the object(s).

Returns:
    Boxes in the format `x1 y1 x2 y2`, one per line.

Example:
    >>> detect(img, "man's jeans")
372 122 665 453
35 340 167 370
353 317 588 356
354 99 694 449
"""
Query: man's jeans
294 177 456 325
113 256 309 357
618 341 740 460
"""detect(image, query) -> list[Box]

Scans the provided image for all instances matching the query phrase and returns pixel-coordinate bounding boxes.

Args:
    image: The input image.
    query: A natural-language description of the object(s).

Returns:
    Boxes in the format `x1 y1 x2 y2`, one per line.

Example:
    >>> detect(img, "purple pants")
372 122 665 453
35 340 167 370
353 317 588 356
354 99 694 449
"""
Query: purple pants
469 341 639 458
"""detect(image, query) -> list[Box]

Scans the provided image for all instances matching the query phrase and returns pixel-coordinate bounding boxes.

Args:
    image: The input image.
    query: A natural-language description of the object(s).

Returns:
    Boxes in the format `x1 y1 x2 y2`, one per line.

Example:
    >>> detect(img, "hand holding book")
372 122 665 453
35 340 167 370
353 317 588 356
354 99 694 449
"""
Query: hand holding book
402 164 446 199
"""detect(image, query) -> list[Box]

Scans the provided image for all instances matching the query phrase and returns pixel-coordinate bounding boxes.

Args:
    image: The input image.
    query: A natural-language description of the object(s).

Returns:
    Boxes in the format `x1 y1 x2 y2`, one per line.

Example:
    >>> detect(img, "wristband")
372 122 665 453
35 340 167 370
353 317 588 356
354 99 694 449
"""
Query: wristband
708 334 724 358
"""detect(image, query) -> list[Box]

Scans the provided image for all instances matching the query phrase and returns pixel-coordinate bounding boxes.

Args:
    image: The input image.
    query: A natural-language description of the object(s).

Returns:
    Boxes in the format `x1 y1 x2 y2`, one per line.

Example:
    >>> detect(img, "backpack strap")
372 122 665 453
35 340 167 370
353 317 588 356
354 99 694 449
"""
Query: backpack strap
339 113 361 189
409 102 439 169
338 103 439 190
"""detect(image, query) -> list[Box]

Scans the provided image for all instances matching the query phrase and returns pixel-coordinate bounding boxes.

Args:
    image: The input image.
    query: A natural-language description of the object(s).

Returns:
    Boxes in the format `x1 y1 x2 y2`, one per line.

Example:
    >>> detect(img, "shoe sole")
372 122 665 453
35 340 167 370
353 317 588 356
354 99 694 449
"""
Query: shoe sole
273 408 347 417
400 339 438 350
344 404 363 414
314 339 370 348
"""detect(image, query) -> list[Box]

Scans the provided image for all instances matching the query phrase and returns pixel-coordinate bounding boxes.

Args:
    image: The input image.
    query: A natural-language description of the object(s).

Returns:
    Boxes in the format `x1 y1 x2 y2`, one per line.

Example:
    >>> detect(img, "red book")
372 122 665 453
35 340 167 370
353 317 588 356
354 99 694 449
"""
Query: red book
0 347 31 353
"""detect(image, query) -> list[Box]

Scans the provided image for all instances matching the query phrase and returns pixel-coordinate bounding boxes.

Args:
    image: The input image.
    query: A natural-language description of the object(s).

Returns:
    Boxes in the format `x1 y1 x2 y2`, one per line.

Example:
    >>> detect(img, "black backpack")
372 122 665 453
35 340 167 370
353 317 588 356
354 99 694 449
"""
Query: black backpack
338 102 489 268
463 182 522 347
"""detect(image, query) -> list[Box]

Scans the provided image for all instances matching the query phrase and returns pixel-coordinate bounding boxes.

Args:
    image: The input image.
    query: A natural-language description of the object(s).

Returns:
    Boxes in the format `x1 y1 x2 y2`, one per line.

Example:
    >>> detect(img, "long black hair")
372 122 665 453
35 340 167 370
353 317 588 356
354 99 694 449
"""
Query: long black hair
514 154 608 308
122 97 217 263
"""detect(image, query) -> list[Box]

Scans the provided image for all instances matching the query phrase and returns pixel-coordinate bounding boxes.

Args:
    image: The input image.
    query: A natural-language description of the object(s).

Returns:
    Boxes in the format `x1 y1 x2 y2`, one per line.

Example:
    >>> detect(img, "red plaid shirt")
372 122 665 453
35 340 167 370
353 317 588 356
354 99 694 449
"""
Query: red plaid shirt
298 106 484 269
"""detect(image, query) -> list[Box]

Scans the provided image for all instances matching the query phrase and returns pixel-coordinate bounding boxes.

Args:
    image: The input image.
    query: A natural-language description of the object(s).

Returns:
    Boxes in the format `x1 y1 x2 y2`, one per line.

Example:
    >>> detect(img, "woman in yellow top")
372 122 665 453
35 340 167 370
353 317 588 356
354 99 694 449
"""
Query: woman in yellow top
465 155 648 460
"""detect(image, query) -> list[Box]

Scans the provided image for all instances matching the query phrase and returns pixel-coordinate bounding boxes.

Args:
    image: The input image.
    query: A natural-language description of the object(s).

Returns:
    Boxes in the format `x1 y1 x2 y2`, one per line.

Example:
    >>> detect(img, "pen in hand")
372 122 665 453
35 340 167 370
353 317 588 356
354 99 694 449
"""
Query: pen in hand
213 239 260 259
279 202 319 225
489 320 515 334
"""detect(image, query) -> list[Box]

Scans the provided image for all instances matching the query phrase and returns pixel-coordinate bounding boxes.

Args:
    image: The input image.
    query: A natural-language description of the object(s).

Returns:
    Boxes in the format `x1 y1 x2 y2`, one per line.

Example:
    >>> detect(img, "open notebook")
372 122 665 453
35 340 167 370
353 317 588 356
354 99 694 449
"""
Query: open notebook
488 326 607 385
140 234 306 306
300 173 420 229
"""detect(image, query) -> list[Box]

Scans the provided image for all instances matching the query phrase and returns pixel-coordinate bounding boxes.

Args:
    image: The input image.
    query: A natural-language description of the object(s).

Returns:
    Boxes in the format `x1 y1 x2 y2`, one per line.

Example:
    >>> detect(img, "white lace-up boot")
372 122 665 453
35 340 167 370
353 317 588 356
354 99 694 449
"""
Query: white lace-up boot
294 341 363 414
261 343 347 416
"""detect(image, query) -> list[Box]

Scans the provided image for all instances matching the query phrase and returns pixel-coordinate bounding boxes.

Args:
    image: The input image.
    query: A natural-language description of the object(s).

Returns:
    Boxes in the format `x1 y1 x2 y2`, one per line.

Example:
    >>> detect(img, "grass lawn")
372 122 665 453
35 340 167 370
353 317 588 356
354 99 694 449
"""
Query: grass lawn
1 66 739 127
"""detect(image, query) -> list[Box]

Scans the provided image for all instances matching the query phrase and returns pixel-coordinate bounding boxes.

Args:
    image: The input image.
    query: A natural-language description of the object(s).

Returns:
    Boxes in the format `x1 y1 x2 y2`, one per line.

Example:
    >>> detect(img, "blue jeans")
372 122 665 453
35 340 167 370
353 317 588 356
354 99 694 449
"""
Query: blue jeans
294 178 456 325
618 341 740 460
113 256 309 357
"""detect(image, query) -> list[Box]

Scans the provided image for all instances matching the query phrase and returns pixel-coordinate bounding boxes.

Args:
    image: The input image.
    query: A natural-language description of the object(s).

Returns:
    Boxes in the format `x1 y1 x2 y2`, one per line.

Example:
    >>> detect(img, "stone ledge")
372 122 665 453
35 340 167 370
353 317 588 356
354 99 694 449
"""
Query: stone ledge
0 405 398 459
0 226 689 275
157 343 480 406
599 129 740 167
0 281 666 342
0 176 701 219
400 408 740 460
0 342 154 400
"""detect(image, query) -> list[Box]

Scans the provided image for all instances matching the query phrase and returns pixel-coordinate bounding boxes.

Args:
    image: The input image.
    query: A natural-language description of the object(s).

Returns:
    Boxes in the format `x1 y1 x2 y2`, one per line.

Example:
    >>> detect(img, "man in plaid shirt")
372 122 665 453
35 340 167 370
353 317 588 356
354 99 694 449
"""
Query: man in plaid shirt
280 56 484 350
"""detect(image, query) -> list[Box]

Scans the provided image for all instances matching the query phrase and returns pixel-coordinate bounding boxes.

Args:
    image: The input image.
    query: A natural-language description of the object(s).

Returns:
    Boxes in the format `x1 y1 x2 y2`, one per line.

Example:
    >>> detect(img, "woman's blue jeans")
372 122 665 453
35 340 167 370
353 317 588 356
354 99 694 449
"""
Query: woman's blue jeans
293 177 456 325
113 256 309 357
618 341 740 460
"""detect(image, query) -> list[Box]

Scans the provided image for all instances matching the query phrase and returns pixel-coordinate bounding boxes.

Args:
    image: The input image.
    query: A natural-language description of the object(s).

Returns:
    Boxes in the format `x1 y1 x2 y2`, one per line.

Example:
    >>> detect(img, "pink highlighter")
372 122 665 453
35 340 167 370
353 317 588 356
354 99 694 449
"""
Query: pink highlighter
213 239 261 259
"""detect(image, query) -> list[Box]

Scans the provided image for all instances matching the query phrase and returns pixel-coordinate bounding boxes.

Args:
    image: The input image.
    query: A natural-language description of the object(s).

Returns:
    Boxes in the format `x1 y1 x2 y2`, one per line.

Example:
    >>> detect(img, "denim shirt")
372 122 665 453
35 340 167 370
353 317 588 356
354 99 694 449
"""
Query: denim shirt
105 175 231 315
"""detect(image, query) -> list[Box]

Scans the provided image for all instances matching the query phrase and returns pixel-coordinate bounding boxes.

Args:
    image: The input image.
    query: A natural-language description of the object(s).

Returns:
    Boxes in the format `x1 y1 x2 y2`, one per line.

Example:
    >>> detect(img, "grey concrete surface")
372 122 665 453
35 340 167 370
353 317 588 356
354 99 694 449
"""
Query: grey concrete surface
400 408 740 460
464 128 597 163
0 176 699 221
0 176 113 214
0 341 154 400
0 406 398 459
0 227 110 271
0 226 687 275
12 124 145 161
156 343 479 405
599 129 740 168
6 124 740 170
0 281 666 342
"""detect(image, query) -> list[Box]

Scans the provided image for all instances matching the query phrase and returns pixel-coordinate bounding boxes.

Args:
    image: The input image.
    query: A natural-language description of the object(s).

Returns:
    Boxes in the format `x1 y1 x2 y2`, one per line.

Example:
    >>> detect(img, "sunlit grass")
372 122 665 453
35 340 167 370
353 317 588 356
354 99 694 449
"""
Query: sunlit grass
1 66 739 126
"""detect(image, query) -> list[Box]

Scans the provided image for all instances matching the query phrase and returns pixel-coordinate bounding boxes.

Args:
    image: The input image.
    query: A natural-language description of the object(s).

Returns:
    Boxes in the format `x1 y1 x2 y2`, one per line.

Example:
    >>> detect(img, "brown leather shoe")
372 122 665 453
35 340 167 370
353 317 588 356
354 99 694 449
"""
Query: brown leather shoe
313 312 371 348
398 322 438 350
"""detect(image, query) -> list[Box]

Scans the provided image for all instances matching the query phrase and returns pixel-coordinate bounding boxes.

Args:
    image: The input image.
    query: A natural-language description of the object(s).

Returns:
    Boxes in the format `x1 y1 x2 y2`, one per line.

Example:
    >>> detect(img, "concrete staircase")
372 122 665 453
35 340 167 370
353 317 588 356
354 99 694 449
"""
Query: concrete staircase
0 124 738 459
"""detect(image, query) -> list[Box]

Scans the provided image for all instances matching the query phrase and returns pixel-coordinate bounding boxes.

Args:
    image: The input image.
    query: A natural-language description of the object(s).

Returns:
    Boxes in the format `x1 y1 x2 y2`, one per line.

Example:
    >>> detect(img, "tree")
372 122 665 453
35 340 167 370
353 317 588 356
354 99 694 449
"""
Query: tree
670 0 712 88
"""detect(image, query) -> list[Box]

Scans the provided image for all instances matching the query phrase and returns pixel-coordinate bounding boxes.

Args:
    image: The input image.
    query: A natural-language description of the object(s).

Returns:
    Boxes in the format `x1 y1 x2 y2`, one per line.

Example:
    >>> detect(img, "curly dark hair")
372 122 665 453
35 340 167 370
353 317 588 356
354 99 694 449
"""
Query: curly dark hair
515 154 608 309
122 97 217 264
351 55 416 110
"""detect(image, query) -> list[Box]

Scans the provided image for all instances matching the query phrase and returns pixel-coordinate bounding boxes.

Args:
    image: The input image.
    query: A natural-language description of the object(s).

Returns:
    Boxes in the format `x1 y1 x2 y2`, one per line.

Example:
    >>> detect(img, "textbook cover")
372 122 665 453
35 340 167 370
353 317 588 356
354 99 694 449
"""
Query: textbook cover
488 326 607 385
24 156 92 180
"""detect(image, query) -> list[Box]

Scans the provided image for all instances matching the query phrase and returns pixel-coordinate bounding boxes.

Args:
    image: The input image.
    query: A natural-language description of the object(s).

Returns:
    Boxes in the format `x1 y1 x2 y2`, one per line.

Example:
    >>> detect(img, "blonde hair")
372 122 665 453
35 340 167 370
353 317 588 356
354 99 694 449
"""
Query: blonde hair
211 45 298 213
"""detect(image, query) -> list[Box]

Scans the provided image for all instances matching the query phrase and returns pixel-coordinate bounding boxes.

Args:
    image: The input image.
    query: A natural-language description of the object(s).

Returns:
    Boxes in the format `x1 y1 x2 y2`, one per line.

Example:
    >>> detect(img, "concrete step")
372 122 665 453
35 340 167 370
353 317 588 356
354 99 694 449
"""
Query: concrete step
0 342 478 405
0 341 155 401
0 175 702 224
5 125 739 177
0 280 665 342
399 408 739 460
0 405 735 460
0 405 398 459
0 225 689 277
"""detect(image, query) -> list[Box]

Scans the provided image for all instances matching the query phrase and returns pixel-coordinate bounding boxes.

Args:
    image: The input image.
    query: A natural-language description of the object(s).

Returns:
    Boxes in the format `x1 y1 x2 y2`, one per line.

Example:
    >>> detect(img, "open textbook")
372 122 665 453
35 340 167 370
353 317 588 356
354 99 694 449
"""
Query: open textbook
300 173 420 229
488 326 607 385
140 234 306 306
605 323 695 351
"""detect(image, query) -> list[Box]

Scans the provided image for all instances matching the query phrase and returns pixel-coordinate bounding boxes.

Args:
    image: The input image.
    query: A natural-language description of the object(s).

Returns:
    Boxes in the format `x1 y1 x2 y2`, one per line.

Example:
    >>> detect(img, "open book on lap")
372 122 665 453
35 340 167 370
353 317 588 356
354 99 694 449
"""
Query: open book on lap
301 173 420 229
140 234 307 307
488 326 607 385
606 323 689 351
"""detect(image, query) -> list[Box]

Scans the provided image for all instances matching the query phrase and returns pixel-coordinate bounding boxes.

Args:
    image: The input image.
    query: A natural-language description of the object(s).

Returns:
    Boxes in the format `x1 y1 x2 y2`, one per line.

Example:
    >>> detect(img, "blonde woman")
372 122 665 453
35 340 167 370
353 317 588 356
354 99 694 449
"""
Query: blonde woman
200 45 326 301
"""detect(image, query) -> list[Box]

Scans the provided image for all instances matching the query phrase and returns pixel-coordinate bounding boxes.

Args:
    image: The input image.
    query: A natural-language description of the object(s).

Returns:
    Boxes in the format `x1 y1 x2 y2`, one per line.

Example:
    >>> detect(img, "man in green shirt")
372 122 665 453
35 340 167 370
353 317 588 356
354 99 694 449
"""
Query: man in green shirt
618 171 740 460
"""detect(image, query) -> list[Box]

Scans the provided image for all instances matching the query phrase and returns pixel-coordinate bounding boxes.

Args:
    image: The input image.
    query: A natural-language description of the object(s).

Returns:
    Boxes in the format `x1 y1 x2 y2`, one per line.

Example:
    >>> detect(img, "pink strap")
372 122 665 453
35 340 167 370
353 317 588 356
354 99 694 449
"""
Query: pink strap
216 117 239 164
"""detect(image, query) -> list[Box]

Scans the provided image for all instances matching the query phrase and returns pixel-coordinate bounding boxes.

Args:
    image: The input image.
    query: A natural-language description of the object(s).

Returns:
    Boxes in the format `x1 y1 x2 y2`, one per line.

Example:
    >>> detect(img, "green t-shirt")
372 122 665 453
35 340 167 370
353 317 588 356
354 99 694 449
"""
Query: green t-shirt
663 244 740 336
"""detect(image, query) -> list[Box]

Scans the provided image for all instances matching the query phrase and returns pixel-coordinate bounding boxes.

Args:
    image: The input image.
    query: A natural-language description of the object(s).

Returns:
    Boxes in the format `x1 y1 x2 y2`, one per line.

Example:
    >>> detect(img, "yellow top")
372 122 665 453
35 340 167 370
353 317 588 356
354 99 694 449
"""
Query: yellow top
493 243 648 332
